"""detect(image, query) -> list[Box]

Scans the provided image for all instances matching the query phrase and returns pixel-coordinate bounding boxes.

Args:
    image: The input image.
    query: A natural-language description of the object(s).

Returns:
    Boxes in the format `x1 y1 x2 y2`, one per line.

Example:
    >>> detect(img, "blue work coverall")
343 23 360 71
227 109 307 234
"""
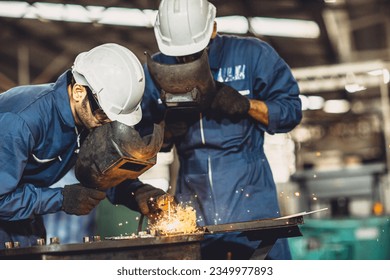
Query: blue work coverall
141 34 302 259
0 71 141 249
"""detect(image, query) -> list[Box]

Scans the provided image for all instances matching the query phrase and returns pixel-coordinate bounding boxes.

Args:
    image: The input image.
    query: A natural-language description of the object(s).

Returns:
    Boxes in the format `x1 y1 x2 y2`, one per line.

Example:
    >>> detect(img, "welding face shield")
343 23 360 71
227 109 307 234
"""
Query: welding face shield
75 121 164 191
146 49 216 109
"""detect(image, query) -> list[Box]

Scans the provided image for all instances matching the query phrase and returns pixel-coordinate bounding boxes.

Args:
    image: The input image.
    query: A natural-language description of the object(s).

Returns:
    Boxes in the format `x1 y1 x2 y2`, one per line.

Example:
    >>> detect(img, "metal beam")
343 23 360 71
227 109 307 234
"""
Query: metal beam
0 72 17 92
32 50 71 84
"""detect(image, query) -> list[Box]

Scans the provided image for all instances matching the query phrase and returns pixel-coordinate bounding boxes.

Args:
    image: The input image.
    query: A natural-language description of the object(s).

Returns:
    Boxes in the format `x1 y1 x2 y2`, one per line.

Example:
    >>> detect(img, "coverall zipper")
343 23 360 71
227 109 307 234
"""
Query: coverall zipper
200 112 218 224
199 112 205 145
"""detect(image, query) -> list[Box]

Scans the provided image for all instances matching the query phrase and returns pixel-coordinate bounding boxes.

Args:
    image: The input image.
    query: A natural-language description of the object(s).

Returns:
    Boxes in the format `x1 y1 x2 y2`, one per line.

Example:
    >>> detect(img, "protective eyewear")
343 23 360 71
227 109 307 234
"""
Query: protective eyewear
87 90 102 113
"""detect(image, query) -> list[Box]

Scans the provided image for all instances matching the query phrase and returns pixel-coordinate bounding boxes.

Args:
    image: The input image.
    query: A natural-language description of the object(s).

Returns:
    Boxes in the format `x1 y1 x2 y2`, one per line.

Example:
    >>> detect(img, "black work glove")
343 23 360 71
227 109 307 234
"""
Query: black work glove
165 121 188 138
161 120 188 151
61 184 106 215
211 81 250 115
134 184 175 217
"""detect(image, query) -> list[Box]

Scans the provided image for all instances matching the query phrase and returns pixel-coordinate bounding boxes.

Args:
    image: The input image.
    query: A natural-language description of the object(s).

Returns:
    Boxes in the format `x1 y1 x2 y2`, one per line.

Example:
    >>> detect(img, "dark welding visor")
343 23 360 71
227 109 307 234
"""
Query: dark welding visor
145 49 216 109
75 121 164 191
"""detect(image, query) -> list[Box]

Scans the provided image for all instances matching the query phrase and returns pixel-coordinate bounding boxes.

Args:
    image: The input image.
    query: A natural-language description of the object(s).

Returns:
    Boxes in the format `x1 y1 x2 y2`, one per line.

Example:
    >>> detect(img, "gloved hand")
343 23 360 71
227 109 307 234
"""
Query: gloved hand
61 184 106 215
134 184 175 217
211 81 250 115
165 120 188 138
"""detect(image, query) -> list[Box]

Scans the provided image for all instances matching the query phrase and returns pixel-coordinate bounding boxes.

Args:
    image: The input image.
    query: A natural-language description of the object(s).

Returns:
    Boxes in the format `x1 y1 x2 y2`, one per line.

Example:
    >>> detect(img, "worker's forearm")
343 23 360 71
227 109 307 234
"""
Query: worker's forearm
248 99 269 126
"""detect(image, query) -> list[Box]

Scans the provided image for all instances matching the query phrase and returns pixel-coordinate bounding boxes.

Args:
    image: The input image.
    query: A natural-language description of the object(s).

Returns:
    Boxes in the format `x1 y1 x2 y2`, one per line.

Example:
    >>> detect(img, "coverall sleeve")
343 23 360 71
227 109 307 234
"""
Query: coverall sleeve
252 42 302 134
0 113 63 221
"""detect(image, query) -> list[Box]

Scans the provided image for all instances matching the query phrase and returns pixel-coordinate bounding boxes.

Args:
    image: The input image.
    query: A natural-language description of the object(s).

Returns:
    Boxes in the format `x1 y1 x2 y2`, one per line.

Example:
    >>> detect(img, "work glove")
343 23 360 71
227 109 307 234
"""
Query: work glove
211 81 250 115
161 120 187 151
162 109 197 150
61 184 106 215
165 120 188 139
134 184 175 218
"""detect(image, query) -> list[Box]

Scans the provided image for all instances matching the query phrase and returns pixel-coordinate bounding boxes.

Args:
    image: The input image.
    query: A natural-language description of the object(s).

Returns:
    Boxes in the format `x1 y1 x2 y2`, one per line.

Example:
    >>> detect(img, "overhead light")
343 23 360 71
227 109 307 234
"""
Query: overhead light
99 7 154 27
344 83 366 93
308 96 325 110
323 99 350 114
249 17 320 39
323 0 346 4
86 6 105 22
0 1 155 27
216 16 249 34
368 69 390 84
344 72 366 93
29 3 90 23
0 1 321 39
345 84 367 93
299 95 325 111
0 1 28 18
291 126 312 142
299 95 309 110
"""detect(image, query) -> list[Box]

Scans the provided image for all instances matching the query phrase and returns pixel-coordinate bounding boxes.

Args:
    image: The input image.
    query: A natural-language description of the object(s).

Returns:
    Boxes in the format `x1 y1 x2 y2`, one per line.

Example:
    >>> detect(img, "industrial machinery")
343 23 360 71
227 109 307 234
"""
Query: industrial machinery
289 216 390 260
288 60 390 260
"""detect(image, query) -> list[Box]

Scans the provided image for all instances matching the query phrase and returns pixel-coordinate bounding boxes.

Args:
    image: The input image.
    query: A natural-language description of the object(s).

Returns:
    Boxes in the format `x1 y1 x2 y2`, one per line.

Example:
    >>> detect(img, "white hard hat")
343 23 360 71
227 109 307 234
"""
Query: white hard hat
72 43 145 126
154 0 216 56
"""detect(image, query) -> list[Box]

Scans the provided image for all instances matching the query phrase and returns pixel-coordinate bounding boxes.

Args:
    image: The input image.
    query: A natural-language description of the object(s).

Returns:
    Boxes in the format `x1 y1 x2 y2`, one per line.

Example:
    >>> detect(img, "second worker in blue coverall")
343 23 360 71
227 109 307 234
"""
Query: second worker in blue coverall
140 0 302 259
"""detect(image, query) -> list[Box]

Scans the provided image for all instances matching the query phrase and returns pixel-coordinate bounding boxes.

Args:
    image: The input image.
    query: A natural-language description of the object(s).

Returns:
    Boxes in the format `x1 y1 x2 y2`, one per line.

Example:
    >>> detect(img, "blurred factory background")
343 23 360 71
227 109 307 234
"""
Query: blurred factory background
1 0 390 260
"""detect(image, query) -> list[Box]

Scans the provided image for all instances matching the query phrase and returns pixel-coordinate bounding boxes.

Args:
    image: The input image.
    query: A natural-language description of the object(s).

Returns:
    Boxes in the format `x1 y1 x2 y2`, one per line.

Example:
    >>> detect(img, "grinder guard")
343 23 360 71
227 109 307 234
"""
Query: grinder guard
75 121 164 191
146 49 216 108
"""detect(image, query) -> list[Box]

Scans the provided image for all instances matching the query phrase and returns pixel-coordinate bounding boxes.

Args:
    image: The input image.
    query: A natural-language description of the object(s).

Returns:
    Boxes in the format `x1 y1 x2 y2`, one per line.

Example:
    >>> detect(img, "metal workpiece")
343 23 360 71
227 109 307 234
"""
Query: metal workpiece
203 216 304 260
0 234 204 260
92 236 101 242
4 241 21 249
0 215 305 260
82 235 102 243
36 238 45 246
203 216 304 234
50 237 60 245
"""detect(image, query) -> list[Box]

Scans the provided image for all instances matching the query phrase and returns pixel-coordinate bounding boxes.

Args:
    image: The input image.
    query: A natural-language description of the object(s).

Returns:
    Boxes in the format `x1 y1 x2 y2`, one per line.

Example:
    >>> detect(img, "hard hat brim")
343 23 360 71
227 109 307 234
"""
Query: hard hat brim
105 103 142 127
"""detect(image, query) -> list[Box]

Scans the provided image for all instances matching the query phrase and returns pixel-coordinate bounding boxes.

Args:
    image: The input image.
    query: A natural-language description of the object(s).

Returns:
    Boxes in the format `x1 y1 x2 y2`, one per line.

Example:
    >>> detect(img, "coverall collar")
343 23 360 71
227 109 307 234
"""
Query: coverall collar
53 70 76 128
207 34 223 71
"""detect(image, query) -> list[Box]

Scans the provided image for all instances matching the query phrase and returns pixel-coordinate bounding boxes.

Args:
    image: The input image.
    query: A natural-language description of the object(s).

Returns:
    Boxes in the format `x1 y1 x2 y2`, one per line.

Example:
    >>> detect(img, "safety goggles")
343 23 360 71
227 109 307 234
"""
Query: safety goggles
87 90 102 113
87 90 111 124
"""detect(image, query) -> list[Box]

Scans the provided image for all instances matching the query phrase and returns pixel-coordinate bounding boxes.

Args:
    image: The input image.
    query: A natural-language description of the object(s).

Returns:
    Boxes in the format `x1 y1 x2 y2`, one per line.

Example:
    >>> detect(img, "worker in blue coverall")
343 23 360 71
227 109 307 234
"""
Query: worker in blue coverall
140 0 302 259
0 43 169 249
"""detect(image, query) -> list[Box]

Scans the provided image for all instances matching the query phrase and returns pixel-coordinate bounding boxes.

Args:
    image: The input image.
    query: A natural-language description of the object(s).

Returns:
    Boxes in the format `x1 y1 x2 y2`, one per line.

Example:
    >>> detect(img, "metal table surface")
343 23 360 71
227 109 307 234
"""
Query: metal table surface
0 216 304 260
203 216 304 260
0 234 203 260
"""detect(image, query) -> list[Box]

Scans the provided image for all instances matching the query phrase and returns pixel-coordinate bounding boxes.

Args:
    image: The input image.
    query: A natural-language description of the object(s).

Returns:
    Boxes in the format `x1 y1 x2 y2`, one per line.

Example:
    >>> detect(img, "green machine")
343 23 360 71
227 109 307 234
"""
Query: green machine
290 163 390 259
95 199 147 238
289 217 390 260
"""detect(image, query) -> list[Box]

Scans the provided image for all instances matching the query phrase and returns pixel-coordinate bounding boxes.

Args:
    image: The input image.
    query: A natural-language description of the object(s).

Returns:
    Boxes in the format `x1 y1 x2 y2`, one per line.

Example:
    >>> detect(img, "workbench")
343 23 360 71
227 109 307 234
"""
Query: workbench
0 216 304 260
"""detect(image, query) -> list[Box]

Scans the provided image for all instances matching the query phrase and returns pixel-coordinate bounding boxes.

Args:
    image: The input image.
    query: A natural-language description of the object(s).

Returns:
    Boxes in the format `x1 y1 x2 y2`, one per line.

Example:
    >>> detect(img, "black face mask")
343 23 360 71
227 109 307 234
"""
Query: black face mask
145 49 216 110
74 121 164 191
